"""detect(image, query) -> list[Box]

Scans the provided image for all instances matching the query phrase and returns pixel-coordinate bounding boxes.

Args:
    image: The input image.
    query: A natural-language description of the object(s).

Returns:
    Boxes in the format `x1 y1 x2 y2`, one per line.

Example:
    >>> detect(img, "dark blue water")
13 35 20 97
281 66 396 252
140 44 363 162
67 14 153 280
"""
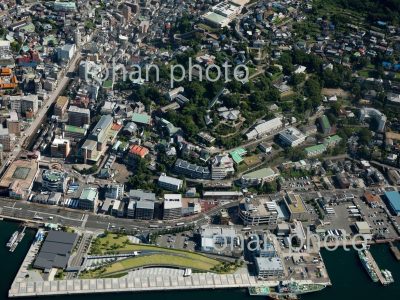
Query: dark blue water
1 220 399 300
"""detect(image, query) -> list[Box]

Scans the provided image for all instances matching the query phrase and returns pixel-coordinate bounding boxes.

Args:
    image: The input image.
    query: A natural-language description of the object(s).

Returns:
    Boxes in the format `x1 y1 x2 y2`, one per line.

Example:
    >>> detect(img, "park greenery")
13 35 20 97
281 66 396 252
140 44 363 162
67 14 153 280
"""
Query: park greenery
82 233 239 278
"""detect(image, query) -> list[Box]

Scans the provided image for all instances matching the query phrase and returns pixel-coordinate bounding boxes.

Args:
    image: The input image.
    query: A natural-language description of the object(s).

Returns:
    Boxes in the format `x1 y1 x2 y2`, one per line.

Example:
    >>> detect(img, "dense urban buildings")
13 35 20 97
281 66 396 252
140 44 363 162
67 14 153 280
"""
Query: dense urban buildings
1 0 400 298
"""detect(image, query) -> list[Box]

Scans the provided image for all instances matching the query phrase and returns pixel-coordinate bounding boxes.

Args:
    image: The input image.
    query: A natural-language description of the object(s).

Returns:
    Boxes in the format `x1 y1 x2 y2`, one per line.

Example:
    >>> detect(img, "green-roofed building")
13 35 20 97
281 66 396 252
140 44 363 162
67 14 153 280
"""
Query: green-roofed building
53 1 77 11
305 144 327 157
241 167 279 186
20 23 35 33
43 35 58 46
64 125 87 139
323 135 342 147
318 115 332 135
78 187 98 212
304 135 342 157
102 80 113 90
203 12 230 28
229 148 247 164
132 113 151 126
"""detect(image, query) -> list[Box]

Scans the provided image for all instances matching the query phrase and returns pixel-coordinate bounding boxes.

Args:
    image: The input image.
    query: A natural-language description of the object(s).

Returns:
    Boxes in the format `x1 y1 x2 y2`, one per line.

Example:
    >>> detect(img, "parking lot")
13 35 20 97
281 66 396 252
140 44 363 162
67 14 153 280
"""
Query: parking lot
284 254 328 283
322 203 356 235
354 197 399 239
280 176 315 192
318 195 399 240
156 232 197 251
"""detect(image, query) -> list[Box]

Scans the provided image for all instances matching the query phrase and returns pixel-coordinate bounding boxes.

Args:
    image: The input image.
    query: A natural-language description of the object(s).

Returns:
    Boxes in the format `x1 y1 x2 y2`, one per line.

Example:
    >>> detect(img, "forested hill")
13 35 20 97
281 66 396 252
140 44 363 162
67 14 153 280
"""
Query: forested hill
322 0 400 24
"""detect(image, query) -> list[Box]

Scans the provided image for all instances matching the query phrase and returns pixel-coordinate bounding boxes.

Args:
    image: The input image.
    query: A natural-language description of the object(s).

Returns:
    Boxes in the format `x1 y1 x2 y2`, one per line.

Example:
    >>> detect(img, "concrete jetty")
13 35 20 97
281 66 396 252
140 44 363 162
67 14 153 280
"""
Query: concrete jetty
364 250 391 285
9 273 264 297
8 266 331 298
389 242 400 261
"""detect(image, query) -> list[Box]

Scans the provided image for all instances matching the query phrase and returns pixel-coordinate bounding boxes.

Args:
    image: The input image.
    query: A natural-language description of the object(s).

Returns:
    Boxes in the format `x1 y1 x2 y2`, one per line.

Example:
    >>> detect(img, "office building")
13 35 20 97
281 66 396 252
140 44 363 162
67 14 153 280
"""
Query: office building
158 173 183 192
57 44 76 62
68 106 90 127
0 159 39 200
54 96 69 119
211 154 235 180
105 184 124 200
6 111 20 136
239 197 279 227
283 192 309 221
200 225 238 252
278 127 307 147
241 168 279 186
359 107 387 132
255 257 284 278
182 198 201 216
50 138 70 158
63 125 87 140
42 170 68 193
128 189 156 220
53 1 77 11
135 200 155 220
246 117 283 140
78 187 98 212
163 194 182 220
0 126 13 152
174 159 210 179
82 115 119 163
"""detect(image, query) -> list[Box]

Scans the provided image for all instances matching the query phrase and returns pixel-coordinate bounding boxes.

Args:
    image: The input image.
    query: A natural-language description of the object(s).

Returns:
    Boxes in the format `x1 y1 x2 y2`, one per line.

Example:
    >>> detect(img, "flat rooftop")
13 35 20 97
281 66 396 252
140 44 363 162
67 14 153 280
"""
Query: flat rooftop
285 192 307 214
0 159 39 190
33 230 78 271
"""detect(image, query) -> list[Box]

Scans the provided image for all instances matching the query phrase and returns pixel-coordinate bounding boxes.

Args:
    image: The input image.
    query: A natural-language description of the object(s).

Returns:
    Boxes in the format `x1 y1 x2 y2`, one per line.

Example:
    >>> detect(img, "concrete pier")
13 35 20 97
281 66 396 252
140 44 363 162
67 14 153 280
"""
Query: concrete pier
389 242 400 261
9 266 330 298
364 250 390 285
9 272 265 297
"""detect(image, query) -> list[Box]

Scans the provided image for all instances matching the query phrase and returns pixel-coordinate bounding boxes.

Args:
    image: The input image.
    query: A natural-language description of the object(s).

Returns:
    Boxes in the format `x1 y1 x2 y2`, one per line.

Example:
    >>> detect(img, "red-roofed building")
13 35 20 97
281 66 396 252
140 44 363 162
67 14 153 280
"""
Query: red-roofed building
129 145 149 159
363 191 380 207
111 123 123 131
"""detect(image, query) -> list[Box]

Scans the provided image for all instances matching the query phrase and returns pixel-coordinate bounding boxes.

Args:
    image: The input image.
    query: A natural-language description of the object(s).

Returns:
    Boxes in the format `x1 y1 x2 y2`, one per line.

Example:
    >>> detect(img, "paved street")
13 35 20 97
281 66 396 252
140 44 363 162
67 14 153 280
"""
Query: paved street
0 52 82 176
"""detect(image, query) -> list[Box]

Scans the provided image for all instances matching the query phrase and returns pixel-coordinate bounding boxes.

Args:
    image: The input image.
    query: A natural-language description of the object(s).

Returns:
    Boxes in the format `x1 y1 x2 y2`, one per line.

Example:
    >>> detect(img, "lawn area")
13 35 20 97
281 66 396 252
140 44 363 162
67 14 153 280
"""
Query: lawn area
196 23 218 33
237 155 262 173
81 251 237 279
89 233 227 265
82 234 236 279
91 234 212 260
103 254 219 275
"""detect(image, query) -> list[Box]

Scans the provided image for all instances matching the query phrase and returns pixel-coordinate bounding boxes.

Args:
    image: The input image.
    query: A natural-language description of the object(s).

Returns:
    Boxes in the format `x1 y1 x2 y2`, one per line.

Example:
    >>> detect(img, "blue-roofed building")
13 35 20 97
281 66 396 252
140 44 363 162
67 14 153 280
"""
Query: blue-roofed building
382 61 392 69
383 191 400 216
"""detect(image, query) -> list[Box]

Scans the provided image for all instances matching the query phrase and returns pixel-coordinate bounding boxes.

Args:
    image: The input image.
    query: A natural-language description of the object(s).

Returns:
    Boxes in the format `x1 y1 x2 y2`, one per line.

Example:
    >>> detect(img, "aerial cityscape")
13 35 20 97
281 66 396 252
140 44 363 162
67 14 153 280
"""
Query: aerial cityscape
0 0 399 299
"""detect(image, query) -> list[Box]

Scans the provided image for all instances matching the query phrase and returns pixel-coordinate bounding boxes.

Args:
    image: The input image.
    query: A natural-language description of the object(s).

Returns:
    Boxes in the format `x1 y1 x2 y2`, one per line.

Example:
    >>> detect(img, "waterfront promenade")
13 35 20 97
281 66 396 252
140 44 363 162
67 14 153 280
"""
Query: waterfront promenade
9 272 264 297
9 266 330 298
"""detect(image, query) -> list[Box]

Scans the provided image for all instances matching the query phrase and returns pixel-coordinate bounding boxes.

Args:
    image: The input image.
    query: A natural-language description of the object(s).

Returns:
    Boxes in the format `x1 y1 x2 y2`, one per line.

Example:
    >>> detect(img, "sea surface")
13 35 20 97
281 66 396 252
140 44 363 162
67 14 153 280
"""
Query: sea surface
1 220 399 300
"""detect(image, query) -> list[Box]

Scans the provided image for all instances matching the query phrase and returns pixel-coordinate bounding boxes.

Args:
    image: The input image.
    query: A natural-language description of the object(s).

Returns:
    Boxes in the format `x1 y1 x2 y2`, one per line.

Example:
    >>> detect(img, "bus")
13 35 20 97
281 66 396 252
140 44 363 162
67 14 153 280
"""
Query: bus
33 216 44 221
175 222 185 226
149 224 159 228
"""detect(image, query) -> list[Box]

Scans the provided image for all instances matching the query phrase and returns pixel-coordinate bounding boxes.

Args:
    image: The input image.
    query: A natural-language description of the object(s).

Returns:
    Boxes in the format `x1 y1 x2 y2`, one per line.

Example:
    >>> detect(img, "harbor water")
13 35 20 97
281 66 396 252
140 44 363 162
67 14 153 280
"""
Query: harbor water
1 220 399 300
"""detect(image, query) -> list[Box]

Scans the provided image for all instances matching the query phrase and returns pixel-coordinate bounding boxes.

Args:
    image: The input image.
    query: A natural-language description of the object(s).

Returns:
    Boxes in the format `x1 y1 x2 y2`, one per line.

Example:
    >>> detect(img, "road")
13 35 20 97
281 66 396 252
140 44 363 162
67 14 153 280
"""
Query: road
0 196 230 233
0 186 374 233
0 51 82 176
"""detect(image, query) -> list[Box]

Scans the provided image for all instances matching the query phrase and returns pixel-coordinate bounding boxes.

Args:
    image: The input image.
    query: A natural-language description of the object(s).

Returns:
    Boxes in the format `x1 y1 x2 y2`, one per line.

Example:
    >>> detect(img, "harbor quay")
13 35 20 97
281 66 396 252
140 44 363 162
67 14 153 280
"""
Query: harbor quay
6 221 332 298
9 269 330 298
9 272 262 297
